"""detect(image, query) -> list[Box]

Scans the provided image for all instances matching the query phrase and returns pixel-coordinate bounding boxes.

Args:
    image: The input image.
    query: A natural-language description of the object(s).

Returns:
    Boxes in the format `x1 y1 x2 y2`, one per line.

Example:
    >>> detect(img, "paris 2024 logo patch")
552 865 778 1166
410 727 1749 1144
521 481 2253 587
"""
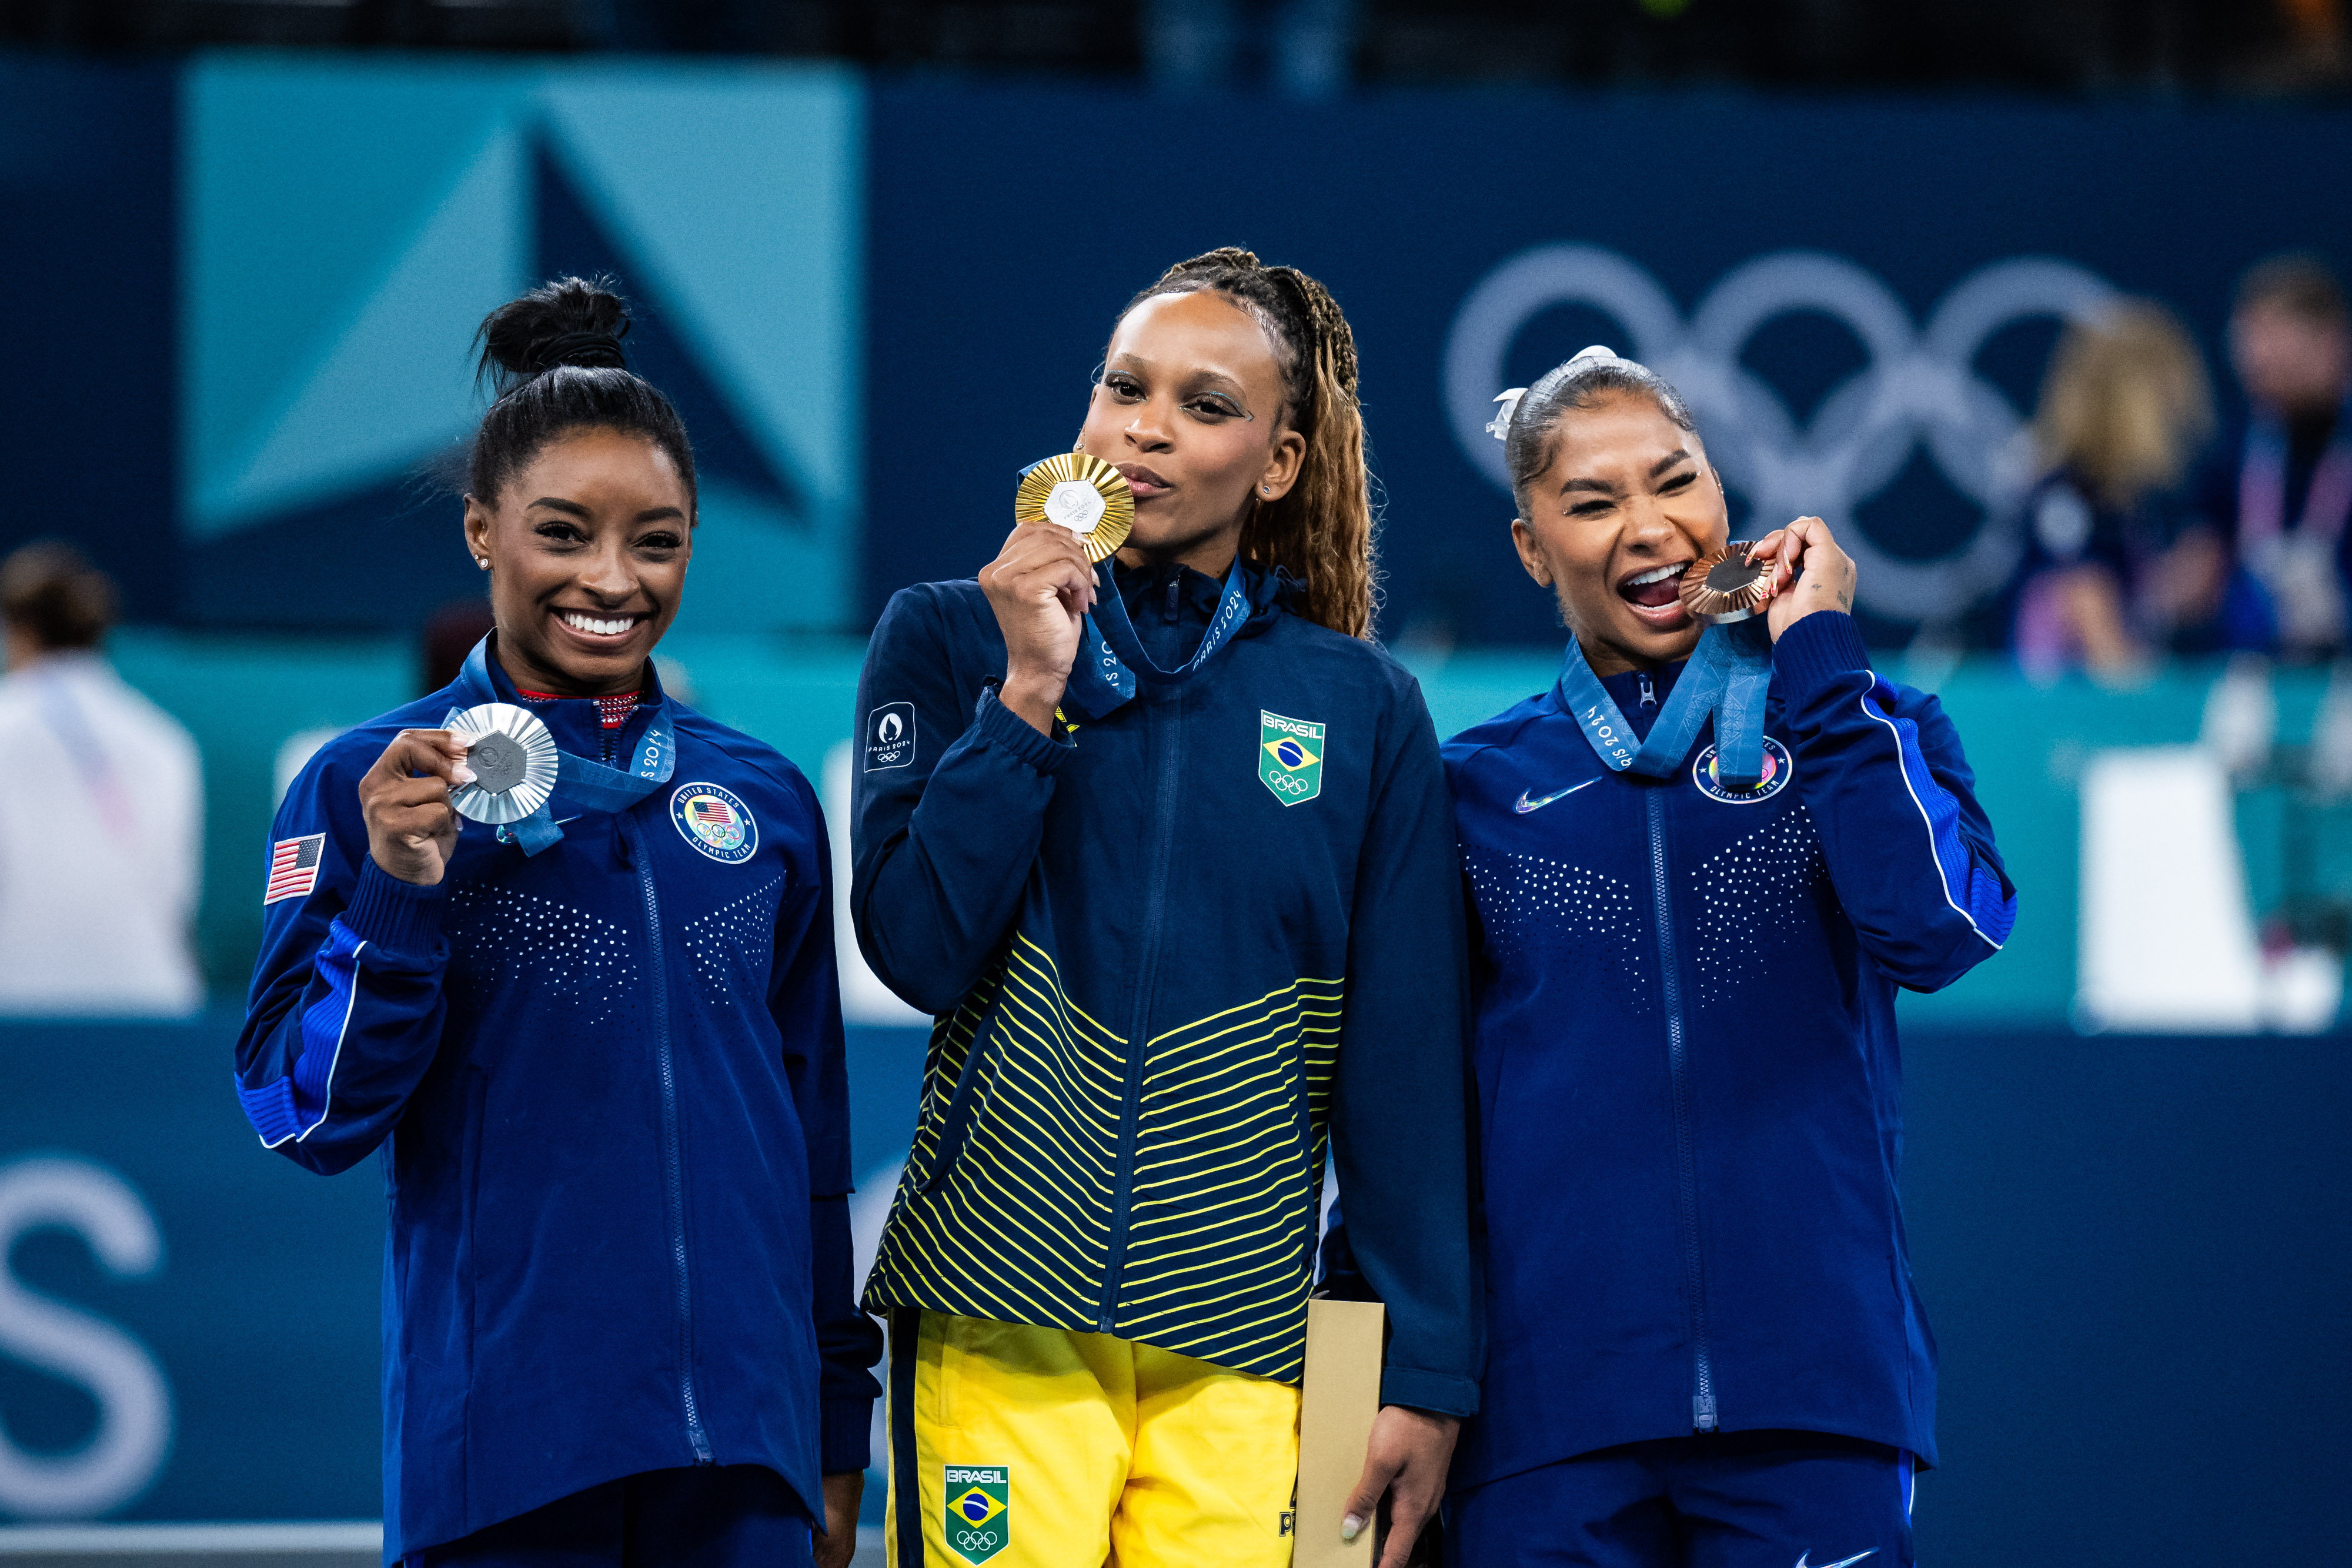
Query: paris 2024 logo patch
943 1465 1008 1563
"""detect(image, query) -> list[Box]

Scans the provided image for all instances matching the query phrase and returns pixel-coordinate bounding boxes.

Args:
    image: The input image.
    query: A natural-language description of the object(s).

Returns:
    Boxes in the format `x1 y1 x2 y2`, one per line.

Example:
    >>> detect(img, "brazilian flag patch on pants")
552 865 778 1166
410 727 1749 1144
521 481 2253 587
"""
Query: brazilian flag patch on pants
944 1466 1009 1563
1259 711 1325 805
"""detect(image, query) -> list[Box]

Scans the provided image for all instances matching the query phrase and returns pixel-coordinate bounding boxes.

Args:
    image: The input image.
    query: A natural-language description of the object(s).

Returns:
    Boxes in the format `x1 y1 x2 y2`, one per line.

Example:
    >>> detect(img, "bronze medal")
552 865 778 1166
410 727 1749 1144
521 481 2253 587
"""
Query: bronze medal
1679 542 1773 625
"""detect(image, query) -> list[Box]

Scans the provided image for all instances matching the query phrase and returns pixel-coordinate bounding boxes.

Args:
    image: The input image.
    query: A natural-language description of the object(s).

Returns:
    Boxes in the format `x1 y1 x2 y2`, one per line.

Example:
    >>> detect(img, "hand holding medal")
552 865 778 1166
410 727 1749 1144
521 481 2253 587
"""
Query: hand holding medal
356 728 475 886
1741 516 1857 642
982 454 1135 738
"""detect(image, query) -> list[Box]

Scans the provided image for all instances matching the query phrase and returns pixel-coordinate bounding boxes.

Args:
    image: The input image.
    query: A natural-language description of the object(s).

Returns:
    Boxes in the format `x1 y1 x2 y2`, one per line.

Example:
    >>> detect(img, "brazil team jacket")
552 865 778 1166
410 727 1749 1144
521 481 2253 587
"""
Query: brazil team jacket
851 561 1484 1416
1445 611 2014 1487
234 647 880 1560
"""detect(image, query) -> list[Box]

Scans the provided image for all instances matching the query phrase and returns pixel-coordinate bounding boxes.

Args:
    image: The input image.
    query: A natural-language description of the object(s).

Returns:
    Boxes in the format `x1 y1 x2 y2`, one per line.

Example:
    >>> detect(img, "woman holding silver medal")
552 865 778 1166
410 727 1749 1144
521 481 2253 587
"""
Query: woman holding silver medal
235 278 878 1568
849 248 1481 1567
1432 347 2016 1566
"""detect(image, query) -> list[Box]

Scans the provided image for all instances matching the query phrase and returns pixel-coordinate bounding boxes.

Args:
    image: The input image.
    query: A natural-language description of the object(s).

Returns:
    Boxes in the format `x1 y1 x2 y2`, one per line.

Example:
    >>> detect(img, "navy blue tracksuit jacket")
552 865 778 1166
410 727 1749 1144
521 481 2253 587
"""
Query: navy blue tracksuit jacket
1445 611 2014 1490
853 560 1483 1415
235 650 880 1560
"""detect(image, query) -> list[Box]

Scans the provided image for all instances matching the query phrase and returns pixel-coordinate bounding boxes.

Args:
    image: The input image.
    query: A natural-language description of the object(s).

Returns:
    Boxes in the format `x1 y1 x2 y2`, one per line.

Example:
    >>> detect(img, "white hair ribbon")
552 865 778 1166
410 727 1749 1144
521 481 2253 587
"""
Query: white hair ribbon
1486 388 1529 442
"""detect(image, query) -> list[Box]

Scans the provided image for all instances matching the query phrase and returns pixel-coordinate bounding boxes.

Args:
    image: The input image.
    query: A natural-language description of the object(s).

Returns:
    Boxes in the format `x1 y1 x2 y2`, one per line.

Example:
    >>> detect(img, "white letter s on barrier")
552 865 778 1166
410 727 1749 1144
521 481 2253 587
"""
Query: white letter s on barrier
0 1157 173 1519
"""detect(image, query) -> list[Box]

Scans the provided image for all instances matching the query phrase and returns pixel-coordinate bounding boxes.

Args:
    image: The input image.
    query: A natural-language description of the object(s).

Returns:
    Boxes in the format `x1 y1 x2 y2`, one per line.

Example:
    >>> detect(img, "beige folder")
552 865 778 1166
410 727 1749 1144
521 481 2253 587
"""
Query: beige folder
1292 1297 1386 1568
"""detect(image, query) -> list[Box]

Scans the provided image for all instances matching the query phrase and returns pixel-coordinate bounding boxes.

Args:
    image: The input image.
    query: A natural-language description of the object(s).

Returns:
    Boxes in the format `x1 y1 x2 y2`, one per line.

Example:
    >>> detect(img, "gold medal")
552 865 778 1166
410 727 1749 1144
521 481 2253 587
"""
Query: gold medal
1679 542 1773 625
1016 453 1134 563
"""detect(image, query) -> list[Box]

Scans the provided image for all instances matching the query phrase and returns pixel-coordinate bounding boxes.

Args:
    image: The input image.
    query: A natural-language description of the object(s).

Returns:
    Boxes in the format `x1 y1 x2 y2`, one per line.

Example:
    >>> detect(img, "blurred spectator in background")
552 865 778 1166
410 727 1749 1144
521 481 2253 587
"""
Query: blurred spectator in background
0 543 202 1015
2169 253 2352 659
2009 300 2215 681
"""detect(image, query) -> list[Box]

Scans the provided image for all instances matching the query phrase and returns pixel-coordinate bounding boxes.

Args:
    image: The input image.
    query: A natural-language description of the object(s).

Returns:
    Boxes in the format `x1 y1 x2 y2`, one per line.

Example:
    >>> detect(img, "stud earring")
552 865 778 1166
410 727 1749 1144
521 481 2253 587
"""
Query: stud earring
475 557 490 571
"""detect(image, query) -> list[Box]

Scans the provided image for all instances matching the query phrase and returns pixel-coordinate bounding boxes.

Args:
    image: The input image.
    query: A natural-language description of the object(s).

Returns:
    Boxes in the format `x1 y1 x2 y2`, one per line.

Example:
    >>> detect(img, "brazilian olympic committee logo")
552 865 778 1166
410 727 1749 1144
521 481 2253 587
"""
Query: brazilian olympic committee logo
1259 711 1325 807
1691 736 1794 804
943 1465 1008 1563
669 782 758 862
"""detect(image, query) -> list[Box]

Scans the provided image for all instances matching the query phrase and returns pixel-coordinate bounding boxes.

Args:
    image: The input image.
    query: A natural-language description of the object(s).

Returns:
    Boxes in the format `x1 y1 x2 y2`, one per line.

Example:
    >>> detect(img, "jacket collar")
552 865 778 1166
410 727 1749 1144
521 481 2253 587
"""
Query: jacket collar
1092 556 1284 689
451 633 671 764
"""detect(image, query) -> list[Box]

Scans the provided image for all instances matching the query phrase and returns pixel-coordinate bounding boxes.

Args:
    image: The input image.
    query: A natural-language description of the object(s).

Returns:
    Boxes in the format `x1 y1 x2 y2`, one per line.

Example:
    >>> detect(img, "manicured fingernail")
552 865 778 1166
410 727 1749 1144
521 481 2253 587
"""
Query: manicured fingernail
453 764 476 785
1340 1515 1364 1541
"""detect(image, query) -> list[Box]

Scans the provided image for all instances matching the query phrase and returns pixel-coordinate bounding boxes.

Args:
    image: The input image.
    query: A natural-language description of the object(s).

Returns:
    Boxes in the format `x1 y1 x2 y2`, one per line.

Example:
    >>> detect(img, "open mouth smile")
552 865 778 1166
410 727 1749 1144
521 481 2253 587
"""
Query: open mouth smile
1616 561 1693 626
556 610 645 641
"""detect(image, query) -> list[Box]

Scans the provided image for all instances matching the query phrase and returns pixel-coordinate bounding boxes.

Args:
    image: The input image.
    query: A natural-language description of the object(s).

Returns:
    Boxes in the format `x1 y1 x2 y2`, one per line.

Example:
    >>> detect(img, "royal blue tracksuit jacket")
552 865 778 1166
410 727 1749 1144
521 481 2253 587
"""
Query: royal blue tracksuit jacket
235 651 880 1560
1445 611 2014 1490
853 560 1483 1414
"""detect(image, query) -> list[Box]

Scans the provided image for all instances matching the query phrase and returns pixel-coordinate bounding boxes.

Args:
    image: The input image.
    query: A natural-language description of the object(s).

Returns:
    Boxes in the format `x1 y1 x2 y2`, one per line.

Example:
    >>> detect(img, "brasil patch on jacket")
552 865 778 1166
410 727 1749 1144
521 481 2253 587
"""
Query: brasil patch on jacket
1259 711 1325 805
943 1465 1008 1563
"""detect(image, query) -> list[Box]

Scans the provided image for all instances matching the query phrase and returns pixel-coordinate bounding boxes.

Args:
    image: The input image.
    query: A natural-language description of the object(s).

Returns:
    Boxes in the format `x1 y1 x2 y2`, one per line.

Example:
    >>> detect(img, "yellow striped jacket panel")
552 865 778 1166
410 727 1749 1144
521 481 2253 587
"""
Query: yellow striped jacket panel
861 932 1345 1384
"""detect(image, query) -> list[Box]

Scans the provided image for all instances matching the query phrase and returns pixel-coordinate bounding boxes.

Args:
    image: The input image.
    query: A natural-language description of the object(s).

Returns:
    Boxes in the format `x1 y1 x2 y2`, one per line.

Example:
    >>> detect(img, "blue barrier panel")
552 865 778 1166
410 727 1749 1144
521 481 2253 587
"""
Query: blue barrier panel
1900 1029 2352 1563
0 1015 927 1526
0 1014 378 1521
5 1026 2344 1554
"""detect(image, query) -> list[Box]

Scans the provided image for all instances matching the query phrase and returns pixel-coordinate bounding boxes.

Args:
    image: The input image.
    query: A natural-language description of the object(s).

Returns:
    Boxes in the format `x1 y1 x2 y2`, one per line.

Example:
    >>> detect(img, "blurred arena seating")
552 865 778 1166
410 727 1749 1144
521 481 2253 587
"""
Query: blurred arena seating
4 1 2346 96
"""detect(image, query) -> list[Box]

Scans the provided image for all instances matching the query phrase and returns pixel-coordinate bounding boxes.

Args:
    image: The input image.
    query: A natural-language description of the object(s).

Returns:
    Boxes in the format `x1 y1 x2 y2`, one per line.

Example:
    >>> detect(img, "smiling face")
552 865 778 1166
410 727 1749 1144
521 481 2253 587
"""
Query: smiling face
1509 390 1728 675
462 426 693 696
1076 289 1305 573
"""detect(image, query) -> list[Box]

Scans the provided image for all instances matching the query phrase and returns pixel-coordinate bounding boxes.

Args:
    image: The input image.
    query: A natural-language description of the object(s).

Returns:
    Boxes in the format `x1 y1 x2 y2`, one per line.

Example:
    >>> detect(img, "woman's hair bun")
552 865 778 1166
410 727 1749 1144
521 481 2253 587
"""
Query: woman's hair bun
476 275 632 394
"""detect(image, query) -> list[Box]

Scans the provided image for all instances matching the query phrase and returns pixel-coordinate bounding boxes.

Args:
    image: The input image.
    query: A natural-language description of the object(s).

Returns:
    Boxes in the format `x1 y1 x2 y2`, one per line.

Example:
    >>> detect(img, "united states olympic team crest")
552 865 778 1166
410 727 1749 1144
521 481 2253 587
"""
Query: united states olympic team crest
669 783 757 862
1691 737 1794 804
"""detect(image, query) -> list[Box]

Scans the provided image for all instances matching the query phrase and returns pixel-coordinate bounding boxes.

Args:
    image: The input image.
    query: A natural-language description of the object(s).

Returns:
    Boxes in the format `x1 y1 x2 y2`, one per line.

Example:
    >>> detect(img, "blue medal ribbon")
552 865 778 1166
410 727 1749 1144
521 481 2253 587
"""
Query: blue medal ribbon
1552 618 1774 788
1060 556 1255 720
1017 459 1257 721
447 636 677 855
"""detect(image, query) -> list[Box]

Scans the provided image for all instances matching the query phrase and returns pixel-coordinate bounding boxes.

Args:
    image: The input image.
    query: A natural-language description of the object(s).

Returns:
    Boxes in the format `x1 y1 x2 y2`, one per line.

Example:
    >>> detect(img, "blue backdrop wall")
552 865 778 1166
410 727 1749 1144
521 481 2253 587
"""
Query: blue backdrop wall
9 52 2352 647
864 85 2352 646
0 59 176 622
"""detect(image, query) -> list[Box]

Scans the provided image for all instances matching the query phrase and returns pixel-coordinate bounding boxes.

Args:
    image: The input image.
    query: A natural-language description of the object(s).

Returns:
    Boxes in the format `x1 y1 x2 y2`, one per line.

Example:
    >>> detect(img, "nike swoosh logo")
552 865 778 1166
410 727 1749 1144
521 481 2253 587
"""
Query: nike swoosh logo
1514 777 1601 814
1795 1552 1877 1568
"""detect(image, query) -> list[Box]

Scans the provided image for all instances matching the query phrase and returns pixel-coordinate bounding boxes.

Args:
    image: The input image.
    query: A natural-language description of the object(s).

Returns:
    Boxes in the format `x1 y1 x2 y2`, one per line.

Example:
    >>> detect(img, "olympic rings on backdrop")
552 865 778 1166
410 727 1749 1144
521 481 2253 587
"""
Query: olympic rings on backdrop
1443 246 2120 621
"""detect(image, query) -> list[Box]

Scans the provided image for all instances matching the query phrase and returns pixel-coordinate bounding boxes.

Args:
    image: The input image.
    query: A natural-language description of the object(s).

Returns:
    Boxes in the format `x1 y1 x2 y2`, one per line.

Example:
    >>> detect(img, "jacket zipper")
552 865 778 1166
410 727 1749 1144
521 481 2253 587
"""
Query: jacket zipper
1646 787 1718 1432
1638 671 1658 707
1098 690 1182 1332
625 812 712 1462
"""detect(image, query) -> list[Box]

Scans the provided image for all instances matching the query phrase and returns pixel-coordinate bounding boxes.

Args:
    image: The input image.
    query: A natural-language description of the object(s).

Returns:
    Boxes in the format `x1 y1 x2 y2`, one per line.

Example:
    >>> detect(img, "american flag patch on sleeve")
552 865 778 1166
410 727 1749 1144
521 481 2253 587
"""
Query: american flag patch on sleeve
265 833 326 905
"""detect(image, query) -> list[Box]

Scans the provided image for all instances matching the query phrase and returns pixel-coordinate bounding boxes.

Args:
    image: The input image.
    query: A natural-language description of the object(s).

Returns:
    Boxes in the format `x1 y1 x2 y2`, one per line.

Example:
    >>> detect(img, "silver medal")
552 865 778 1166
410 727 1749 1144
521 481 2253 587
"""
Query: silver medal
446 703 559 825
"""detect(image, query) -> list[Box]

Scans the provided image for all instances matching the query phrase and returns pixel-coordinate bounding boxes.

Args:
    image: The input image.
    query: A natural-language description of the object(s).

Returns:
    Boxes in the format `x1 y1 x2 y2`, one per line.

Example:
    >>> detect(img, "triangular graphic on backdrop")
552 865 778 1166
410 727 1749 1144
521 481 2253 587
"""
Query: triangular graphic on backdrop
193 123 524 539
533 135 810 525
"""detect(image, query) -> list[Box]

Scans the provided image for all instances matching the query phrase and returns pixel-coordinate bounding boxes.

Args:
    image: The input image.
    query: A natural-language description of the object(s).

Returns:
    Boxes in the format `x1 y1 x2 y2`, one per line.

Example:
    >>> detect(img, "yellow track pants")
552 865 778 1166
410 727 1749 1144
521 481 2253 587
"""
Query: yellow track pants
884 1309 1302 1567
